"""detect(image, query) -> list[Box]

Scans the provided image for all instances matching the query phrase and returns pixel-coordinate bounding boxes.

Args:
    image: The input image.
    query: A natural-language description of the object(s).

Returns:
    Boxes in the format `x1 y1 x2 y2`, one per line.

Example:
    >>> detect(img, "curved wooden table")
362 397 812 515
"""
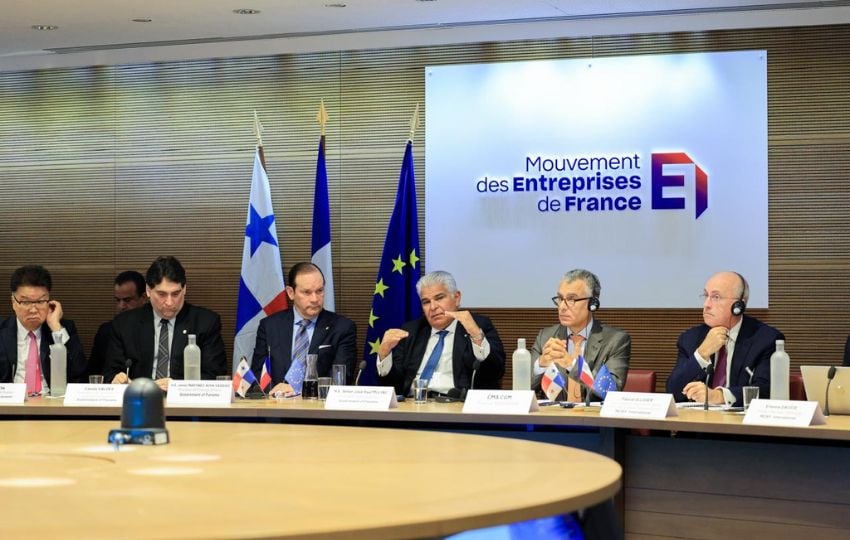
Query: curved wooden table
0 420 621 539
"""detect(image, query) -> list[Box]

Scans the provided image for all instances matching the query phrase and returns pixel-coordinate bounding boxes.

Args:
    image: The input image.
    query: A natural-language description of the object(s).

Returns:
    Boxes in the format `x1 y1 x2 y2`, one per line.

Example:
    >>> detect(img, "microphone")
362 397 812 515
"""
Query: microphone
469 359 482 393
825 366 837 416
125 358 134 380
354 360 367 386
703 363 715 411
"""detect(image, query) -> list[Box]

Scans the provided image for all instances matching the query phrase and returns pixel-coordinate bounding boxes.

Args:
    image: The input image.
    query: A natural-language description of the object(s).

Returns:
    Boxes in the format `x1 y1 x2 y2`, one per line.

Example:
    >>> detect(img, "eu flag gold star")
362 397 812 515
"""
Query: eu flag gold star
369 338 382 355
392 255 406 274
409 249 419 269
368 309 379 328
374 278 389 298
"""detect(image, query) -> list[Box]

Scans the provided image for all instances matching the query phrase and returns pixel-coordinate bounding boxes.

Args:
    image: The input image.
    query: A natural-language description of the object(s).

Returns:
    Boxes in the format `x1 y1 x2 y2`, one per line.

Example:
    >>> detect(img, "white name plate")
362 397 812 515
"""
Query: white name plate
64 383 126 407
463 390 539 414
600 391 678 419
167 380 233 406
743 399 825 427
0 383 26 404
324 386 398 411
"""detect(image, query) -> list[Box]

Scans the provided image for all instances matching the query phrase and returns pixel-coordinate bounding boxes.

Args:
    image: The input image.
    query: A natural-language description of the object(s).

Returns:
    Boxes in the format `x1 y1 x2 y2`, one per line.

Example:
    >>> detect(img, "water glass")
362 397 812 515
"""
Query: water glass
88 375 104 385
332 364 346 386
413 378 429 404
743 386 759 410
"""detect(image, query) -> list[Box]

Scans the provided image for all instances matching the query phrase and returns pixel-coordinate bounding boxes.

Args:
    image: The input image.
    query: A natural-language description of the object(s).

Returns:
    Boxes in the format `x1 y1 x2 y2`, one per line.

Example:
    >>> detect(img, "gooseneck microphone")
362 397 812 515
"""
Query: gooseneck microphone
703 363 715 411
825 366 837 416
125 358 134 380
354 360 367 386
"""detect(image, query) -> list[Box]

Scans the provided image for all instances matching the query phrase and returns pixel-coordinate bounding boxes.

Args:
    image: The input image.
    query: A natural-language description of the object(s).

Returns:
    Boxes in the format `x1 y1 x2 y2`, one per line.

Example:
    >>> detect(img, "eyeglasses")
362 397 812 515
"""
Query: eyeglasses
699 293 735 303
12 296 50 308
551 295 591 307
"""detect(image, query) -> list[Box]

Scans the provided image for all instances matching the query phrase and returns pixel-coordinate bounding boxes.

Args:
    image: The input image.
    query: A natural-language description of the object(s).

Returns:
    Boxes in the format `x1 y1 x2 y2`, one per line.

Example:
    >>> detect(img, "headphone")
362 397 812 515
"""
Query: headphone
730 272 748 316
587 297 600 312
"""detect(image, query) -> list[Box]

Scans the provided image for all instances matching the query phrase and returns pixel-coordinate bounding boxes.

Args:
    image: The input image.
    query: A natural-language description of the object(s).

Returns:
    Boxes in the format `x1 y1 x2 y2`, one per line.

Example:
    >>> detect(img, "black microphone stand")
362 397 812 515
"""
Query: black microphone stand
703 364 715 411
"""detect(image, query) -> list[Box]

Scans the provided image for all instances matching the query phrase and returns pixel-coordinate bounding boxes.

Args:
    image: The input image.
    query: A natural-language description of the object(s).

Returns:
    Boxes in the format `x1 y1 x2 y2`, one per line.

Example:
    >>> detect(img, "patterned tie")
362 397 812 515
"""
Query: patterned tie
419 330 448 383
567 334 585 402
285 319 310 393
25 331 42 395
713 345 728 388
156 319 170 379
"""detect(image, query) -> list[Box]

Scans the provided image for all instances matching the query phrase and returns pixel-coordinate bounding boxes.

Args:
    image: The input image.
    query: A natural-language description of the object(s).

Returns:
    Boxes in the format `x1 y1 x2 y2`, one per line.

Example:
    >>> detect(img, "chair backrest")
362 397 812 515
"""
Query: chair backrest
790 372 806 401
623 369 657 393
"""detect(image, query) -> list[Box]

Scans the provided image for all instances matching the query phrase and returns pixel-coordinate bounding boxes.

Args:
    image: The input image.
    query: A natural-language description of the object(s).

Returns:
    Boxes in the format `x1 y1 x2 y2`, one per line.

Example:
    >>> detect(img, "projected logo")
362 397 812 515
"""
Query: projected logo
650 152 708 219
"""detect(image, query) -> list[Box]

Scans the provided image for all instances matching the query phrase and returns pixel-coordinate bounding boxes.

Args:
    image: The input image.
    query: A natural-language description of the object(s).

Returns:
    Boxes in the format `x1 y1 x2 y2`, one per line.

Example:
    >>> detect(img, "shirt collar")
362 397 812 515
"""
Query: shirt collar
568 317 594 340
431 319 458 337
16 318 41 341
293 308 315 328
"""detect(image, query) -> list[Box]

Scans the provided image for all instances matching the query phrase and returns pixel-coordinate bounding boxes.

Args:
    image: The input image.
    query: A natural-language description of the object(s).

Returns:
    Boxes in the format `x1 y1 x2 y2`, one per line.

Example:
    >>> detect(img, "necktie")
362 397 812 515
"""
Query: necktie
419 330 448 383
567 334 585 402
25 331 42 395
713 345 728 388
286 320 310 393
156 319 170 379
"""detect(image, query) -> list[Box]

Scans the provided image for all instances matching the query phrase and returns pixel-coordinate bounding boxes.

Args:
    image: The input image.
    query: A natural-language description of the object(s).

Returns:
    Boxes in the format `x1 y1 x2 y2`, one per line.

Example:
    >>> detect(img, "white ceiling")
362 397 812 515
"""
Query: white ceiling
2 0 849 71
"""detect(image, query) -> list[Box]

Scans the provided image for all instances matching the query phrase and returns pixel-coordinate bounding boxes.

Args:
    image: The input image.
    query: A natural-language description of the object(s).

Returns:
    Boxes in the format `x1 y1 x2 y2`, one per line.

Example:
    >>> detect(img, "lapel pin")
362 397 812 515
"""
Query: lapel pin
182 329 187 335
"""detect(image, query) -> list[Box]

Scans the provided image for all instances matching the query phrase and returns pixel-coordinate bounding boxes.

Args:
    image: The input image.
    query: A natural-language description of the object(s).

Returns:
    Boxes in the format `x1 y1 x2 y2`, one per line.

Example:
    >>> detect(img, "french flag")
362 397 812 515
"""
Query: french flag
541 364 566 401
571 355 595 389
259 356 272 391
311 130 335 311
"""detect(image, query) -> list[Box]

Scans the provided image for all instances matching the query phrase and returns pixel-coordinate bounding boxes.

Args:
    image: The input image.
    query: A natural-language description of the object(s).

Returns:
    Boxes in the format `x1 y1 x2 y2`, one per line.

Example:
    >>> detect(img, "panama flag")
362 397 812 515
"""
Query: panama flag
541 363 566 401
311 132 335 311
571 355 595 389
233 147 289 371
233 357 258 398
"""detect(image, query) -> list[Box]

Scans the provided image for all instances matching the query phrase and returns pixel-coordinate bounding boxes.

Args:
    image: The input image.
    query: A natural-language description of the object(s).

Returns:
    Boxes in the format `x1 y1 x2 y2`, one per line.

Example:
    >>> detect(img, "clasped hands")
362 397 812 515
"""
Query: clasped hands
538 337 575 369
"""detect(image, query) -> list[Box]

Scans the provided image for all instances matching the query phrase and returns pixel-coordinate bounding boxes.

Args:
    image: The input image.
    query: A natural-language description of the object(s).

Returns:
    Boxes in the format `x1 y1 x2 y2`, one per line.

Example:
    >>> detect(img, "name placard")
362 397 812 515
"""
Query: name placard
600 391 678 419
63 383 126 407
0 383 26 404
324 386 398 411
462 390 539 414
743 399 825 427
166 380 233 406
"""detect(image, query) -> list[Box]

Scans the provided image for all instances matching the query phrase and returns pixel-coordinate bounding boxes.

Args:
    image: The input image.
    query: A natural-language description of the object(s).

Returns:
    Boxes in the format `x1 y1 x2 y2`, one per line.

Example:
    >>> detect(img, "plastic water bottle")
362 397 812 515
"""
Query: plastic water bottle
512 338 532 391
770 339 790 400
183 334 201 380
49 343 67 396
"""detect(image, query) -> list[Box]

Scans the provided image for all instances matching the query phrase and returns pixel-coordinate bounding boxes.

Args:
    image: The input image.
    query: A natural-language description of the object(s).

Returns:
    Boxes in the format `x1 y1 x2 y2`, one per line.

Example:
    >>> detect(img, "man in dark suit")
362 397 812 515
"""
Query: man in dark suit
105 256 227 390
531 269 630 401
667 271 784 407
0 265 86 391
251 262 356 397
88 270 147 377
376 270 505 397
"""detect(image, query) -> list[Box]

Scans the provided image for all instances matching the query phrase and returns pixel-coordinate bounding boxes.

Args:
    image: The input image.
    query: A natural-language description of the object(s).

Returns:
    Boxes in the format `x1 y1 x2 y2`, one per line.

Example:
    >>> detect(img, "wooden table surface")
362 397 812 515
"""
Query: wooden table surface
0 420 621 540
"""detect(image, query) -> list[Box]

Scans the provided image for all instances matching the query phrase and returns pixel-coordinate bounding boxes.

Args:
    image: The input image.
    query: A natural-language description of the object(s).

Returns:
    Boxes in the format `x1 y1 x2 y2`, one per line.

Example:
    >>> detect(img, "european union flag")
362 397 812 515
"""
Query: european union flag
591 363 618 400
361 140 422 384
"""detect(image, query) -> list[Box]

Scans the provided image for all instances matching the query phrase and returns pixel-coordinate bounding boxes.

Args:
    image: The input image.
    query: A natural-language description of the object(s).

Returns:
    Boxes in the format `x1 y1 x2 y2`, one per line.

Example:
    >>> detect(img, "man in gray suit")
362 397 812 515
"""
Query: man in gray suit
531 269 630 401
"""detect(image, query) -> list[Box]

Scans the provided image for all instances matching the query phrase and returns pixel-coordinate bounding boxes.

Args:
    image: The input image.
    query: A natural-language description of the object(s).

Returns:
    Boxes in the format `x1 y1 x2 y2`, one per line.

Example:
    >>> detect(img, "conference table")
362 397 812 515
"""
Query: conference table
3 395 850 538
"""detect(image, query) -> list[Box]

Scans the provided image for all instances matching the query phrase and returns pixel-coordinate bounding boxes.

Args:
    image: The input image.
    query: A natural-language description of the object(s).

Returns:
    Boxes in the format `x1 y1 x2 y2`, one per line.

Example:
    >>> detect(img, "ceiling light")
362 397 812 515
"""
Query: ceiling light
131 18 152 23
31 25 58 31
233 8 261 15
324 3 347 6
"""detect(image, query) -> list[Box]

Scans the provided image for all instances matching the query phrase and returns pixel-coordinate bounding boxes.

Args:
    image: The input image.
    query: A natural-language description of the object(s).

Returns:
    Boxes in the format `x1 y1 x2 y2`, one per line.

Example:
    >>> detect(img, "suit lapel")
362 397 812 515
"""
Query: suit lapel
584 320 603 373
310 311 332 352
172 304 191 358
451 321 468 383
275 310 295 382
138 306 155 375
730 317 754 382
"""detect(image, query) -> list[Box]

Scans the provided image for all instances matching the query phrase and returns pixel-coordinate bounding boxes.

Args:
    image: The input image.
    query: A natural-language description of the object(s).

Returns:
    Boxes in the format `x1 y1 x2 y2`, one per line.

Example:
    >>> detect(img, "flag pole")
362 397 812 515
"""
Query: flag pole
316 99 329 136
253 110 267 168
408 103 420 143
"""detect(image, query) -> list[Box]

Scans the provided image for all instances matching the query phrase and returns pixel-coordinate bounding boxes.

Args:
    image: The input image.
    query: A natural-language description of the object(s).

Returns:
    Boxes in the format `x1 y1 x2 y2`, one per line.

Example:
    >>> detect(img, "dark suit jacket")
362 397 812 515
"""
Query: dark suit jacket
377 313 506 396
843 335 850 367
104 303 227 381
0 315 87 385
530 320 631 401
251 308 357 385
667 315 784 406
88 320 112 377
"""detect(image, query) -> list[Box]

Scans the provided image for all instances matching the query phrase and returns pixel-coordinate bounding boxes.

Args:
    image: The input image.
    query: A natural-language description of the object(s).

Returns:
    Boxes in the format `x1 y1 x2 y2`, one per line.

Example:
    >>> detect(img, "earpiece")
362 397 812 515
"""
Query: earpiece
730 272 748 316
588 297 600 312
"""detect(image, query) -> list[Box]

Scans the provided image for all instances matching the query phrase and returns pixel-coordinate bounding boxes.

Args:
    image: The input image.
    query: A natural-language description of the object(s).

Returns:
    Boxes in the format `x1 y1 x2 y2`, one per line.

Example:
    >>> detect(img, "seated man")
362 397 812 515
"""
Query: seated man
0 265 86 390
531 269 630 401
667 271 784 407
105 256 227 390
251 262 357 397
376 270 505 397
88 270 147 377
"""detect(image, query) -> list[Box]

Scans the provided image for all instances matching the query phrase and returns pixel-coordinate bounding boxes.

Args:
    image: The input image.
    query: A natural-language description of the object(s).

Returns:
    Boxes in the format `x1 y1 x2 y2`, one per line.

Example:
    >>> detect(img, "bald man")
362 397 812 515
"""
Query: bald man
667 271 784 407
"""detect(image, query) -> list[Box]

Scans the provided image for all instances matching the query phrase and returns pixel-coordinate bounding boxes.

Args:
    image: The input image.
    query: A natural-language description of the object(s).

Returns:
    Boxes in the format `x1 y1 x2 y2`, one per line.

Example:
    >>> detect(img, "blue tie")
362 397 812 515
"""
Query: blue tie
285 319 311 393
419 330 448 382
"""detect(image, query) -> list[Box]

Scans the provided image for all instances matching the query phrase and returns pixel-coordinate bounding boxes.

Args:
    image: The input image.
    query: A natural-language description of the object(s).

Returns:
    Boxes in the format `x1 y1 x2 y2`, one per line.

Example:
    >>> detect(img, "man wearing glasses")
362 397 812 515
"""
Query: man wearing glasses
0 265 86 392
667 271 784 407
531 269 630 402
